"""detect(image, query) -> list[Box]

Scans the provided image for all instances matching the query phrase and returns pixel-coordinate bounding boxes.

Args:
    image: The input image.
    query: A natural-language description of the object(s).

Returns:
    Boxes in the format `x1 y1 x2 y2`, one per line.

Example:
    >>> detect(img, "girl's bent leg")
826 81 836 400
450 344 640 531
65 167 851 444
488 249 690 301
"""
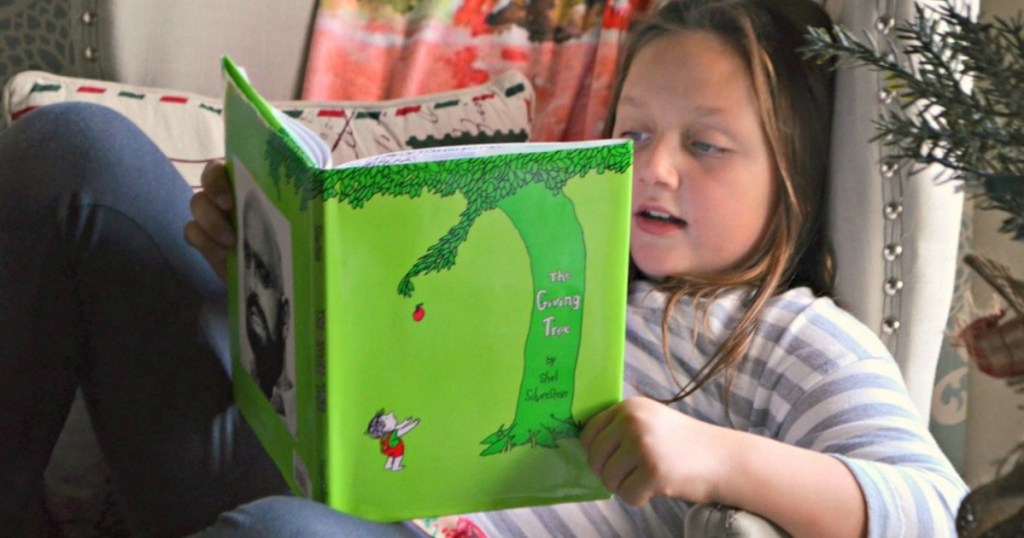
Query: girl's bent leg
0 103 287 537
192 496 425 538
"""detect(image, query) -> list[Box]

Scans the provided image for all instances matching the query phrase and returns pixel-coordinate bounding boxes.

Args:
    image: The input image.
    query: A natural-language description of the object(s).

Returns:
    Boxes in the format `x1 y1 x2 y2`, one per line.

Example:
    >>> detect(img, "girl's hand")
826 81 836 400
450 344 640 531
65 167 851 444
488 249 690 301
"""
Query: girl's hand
184 160 235 282
580 396 731 507
582 397 867 537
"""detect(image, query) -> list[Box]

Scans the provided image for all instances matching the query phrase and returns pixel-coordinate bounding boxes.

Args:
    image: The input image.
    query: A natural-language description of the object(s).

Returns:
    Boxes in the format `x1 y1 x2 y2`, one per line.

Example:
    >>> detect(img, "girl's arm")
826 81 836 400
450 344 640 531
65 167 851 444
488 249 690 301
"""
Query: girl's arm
615 285 967 537
581 397 867 538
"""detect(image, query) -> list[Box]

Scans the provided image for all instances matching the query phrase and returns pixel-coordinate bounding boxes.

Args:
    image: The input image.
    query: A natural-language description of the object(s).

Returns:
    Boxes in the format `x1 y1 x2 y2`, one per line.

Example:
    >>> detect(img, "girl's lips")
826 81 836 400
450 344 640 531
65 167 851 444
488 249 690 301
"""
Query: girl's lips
633 207 687 236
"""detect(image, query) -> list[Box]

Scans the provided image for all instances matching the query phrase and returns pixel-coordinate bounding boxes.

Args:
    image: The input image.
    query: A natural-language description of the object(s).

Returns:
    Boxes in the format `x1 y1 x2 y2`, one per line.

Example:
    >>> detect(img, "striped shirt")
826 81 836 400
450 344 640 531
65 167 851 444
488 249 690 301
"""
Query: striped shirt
458 280 967 537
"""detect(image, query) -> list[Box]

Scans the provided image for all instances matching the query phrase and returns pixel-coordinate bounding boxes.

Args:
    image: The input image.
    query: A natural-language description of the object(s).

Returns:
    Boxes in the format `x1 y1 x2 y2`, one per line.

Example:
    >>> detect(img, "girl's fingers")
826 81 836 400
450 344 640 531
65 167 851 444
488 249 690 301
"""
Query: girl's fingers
583 415 625 480
200 159 234 211
184 221 228 282
185 176 234 282
616 468 656 507
190 191 235 247
599 436 640 496
580 406 616 450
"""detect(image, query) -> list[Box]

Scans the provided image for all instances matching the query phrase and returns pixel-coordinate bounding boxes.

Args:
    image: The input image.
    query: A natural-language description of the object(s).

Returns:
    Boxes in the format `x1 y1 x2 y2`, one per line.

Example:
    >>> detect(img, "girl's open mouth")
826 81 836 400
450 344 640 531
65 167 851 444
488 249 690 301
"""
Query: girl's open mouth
634 208 687 235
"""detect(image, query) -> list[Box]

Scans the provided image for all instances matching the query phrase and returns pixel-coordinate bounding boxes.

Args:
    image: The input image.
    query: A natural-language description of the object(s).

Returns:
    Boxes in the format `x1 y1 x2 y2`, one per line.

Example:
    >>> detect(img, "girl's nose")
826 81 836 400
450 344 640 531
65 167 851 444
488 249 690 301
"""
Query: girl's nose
635 136 679 188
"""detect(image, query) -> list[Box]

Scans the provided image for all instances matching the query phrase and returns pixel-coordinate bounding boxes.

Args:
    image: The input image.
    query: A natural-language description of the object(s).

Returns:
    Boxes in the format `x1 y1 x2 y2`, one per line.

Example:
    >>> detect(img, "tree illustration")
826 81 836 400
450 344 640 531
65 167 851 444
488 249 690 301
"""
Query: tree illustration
265 134 631 455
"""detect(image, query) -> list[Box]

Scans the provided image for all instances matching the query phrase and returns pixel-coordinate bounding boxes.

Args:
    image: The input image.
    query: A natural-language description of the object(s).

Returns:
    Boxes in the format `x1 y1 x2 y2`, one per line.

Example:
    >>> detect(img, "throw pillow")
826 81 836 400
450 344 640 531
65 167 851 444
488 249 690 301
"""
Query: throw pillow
2 70 534 188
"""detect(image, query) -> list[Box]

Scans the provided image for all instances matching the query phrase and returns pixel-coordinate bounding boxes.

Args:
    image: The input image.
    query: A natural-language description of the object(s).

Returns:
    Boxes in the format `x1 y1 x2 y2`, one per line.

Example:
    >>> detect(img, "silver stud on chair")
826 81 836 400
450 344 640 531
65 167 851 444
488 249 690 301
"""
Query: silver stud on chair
882 317 901 334
83 46 99 61
876 15 895 34
881 159 900 178
884 244 903 261
884 278 904 295
884 202 903 220
81 11 97 25
878 88 895 104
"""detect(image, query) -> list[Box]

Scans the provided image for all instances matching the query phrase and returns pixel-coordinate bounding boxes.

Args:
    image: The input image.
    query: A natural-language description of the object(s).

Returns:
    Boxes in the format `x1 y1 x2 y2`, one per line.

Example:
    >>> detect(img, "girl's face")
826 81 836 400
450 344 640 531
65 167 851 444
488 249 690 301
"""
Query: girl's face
615 30 777 279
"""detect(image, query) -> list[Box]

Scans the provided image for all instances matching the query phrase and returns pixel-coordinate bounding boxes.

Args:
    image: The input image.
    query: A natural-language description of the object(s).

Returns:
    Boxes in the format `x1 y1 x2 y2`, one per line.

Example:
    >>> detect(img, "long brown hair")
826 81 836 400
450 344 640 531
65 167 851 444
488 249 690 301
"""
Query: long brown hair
607 0 836 403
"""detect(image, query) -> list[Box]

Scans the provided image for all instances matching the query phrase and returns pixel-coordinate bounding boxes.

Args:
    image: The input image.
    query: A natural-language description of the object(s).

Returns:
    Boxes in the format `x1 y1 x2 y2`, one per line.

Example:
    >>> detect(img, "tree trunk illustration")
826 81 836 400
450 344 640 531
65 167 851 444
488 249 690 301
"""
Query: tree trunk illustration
480 183 585 455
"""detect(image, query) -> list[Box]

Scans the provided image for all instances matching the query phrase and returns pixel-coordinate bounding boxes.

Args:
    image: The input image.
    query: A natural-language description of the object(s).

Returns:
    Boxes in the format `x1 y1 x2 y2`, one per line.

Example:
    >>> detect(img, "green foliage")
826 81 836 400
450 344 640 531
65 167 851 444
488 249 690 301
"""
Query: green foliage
405 129 530 149
479 424 514 456
803 0 1024 238
265 132 321 211
478 416 581 456
293 143 633 297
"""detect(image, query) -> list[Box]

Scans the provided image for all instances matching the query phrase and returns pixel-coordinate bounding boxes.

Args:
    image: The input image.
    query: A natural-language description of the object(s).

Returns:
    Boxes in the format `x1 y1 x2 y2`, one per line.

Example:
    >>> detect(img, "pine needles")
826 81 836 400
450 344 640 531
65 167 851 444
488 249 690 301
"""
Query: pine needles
803 1 1024 238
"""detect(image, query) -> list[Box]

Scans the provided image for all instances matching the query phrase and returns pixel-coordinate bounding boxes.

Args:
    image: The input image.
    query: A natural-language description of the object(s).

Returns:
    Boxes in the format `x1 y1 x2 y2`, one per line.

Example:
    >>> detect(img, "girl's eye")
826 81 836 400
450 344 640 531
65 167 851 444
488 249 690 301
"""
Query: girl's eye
618 130 650 143
690 140 725 155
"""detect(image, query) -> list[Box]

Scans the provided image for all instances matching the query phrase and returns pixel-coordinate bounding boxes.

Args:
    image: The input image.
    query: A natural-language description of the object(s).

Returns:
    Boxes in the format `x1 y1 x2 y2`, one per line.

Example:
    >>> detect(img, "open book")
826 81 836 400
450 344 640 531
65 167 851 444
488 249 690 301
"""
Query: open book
223 56 632 521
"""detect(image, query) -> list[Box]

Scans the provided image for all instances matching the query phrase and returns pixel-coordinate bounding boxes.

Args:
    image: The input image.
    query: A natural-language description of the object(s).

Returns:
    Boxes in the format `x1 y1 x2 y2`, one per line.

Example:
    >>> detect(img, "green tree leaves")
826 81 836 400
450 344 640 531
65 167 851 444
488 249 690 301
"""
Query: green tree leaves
265 139 631 296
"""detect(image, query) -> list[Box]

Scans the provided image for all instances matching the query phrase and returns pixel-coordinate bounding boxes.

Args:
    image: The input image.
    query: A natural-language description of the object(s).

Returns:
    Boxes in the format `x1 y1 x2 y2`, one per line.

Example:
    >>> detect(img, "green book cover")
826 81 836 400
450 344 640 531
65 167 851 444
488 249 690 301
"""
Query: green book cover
222 56 632 522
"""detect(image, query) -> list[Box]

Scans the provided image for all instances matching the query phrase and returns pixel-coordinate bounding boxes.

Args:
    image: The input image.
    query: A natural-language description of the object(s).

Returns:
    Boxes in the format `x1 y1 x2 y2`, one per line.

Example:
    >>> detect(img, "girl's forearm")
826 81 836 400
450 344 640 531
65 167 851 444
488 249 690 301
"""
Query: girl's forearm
711 428 867 538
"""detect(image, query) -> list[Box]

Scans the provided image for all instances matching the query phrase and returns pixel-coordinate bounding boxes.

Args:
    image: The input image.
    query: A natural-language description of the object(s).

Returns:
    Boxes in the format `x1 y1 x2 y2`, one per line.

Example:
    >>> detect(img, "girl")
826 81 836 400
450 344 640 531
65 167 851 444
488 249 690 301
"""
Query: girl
0 1 966 538
578 0 967 536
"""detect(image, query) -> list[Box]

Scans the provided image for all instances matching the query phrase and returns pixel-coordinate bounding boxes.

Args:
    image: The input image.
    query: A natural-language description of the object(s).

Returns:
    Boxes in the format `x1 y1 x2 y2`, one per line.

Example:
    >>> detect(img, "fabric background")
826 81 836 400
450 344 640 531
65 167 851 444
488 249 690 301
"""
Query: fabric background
0 0 74 85
0 0 76 130
302 0 652 142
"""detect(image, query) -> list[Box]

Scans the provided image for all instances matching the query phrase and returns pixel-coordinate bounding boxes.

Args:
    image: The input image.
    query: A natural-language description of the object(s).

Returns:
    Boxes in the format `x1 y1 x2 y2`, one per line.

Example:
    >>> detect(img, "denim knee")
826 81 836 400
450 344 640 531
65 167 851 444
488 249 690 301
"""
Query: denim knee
3 101 141 157
191 496 423 538
0 101 186 220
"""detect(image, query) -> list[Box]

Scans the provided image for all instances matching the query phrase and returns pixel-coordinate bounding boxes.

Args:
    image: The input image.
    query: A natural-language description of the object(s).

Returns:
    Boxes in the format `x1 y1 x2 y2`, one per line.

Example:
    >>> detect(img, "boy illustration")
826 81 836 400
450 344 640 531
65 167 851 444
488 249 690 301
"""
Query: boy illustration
366 410 420 471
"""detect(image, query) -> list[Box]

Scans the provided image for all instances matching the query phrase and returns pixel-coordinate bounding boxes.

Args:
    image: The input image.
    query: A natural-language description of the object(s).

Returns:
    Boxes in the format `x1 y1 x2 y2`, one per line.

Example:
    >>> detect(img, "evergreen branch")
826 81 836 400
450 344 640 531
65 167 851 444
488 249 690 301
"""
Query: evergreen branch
802 0 1024 239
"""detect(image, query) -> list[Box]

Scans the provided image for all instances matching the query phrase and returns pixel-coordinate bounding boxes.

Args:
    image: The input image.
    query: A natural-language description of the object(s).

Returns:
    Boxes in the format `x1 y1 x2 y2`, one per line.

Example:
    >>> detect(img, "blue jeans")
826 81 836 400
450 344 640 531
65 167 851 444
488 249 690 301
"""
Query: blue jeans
192 496 421 537
0 103 419 538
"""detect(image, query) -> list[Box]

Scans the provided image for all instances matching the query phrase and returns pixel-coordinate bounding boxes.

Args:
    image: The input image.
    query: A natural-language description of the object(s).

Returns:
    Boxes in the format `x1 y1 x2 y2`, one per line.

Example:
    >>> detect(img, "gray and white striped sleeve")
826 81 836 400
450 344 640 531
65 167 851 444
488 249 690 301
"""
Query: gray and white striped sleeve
768 302 968 538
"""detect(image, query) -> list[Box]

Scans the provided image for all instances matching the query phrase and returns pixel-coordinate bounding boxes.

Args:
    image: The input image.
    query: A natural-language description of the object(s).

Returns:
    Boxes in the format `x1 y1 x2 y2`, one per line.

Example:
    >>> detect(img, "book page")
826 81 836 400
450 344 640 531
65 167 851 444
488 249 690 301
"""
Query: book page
275 110 332 168
336 138 623 169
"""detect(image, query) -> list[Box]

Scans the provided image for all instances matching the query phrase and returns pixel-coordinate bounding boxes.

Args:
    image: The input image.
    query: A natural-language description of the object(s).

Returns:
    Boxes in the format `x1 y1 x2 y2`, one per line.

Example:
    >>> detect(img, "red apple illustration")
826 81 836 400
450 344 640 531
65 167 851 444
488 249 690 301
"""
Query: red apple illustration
412 303 425 322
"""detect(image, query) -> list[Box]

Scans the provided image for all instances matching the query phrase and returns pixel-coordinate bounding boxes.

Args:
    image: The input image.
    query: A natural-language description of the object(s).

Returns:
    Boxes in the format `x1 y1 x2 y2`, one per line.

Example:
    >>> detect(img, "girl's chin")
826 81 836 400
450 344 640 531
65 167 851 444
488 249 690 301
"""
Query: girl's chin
630 238 703 279
631 257 683 281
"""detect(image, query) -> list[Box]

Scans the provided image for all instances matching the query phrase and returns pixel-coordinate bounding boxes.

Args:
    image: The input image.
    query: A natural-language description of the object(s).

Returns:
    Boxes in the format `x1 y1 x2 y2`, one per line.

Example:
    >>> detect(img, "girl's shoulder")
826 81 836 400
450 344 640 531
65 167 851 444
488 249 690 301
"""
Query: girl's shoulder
747 287 901 398
766 286 891 360
626 280 906 413
628 279 891 361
